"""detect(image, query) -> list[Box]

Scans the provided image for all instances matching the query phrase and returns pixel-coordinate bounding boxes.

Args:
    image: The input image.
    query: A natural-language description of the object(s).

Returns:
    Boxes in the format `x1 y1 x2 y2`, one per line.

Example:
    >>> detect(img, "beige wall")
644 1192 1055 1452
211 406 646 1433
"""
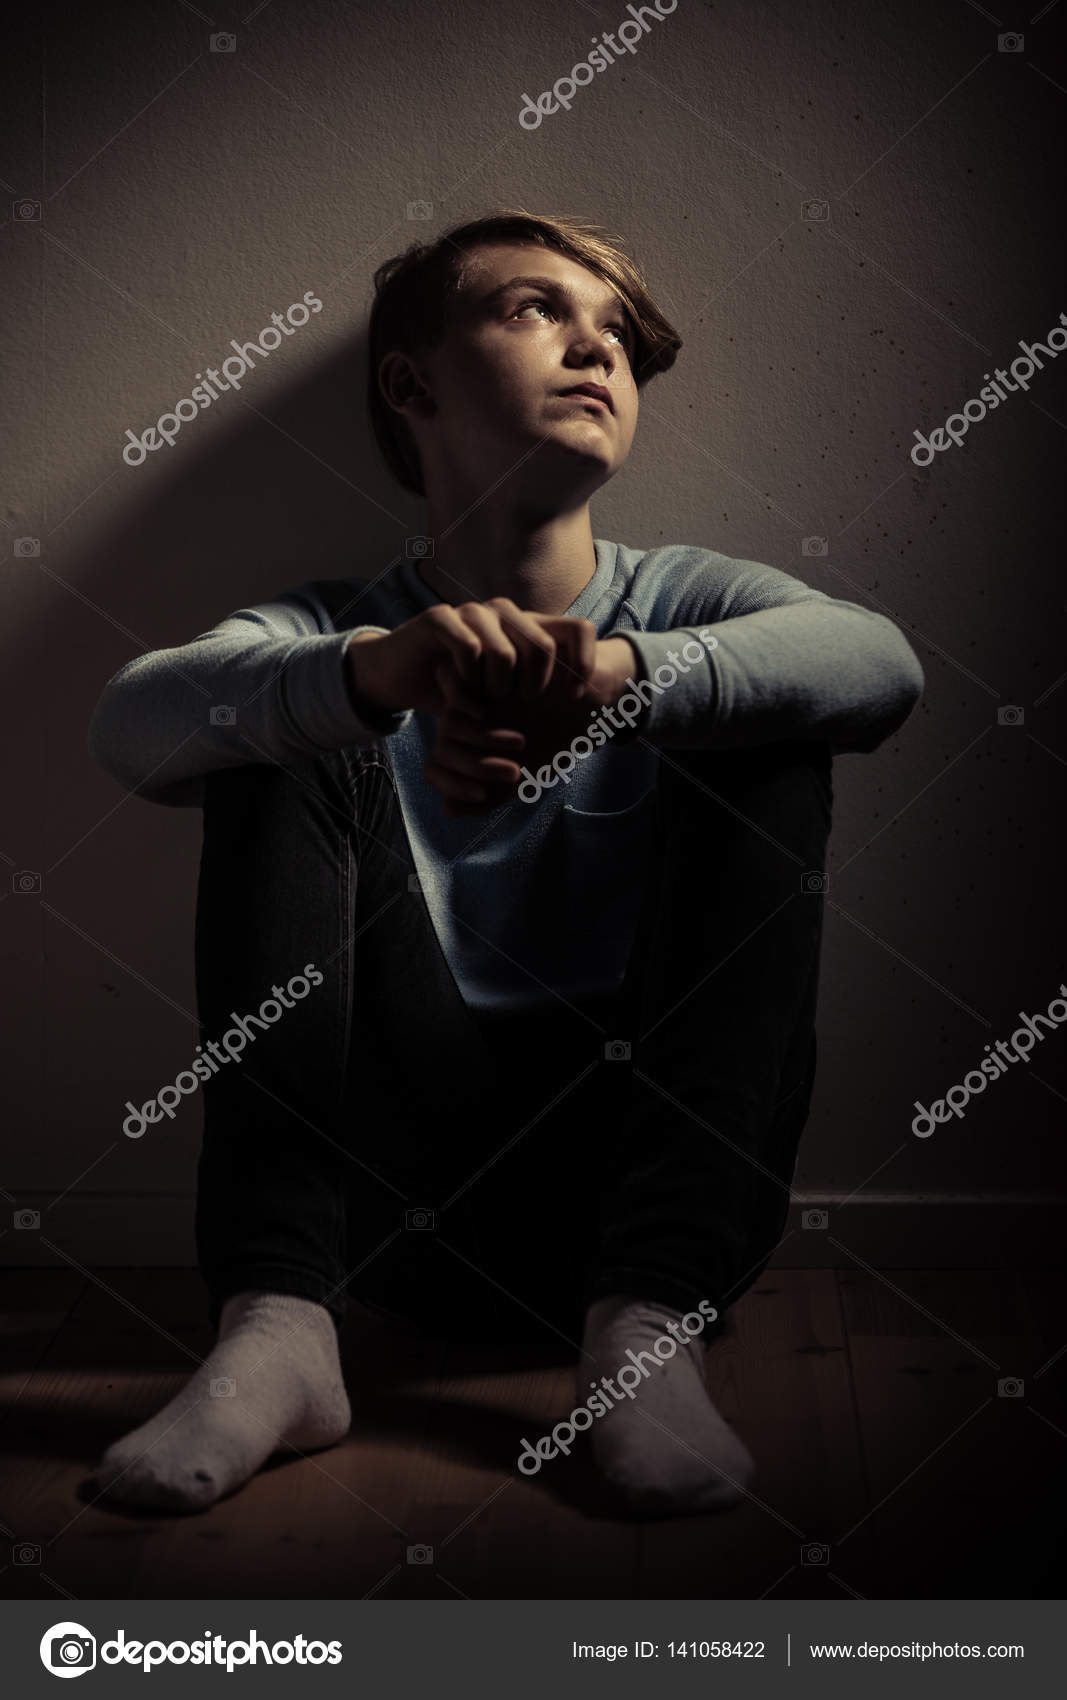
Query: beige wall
3 0 1064 1264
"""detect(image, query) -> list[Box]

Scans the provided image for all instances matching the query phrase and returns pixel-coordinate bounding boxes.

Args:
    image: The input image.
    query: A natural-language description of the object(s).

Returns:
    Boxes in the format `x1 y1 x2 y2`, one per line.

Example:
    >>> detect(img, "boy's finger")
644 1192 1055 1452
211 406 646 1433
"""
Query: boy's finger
453 604 519 699
421 757 488 804
531 615 596 699
431 741 523 783
437 711 525 751
496 607 557 700
434 659 485 719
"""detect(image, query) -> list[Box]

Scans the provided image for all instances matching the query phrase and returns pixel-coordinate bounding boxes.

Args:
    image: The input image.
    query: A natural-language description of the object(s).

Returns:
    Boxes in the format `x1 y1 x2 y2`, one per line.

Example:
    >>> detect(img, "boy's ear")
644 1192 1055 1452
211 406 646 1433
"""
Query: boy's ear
378 351 435 419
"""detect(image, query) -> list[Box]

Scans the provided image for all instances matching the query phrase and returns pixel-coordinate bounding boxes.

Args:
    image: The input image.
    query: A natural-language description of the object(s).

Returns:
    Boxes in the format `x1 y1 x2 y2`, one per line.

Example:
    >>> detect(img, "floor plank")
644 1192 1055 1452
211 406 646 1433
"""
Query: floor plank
636 1269 874 1600
0 1269 215 1601
132 1302 451 1601
1 1266 1060 1600
389 1337 640 1599
838 1268 1063 1597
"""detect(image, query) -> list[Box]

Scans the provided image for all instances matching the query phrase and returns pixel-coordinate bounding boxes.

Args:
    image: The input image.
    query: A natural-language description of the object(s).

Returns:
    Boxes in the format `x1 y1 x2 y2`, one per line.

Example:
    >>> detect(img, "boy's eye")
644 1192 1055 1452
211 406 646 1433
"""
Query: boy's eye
513 299 631 351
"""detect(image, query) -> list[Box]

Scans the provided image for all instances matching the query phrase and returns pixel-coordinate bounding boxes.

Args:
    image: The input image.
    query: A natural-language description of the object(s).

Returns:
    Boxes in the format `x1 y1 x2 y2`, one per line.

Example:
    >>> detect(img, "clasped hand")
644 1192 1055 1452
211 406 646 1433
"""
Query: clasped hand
421 599 636 819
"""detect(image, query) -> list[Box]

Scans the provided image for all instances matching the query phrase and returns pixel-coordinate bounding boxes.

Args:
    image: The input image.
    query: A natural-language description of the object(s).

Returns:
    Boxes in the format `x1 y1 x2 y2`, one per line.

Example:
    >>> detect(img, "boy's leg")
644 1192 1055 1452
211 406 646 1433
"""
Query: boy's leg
435 998 618 1345
433 742 828 1351
192 740 501 1337
576 738 832 1514
583 737 832 1317
89 741 500 1511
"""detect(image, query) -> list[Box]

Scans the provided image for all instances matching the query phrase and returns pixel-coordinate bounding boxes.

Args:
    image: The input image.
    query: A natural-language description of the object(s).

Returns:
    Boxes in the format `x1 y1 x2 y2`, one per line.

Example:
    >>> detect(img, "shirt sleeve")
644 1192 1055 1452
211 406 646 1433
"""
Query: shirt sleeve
87 589 413 807
607 555 925 755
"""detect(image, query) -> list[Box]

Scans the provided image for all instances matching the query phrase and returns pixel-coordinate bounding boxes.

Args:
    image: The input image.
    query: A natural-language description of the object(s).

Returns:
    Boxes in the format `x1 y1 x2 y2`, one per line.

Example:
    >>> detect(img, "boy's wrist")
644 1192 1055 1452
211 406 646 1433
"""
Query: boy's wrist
591 635 649 741
344 630 400 718
589 637 647 728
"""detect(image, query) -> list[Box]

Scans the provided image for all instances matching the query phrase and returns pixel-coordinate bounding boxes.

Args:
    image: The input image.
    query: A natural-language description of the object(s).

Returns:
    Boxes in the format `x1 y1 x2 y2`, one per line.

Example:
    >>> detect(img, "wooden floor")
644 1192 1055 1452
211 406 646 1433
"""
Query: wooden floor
1 1267 1064 1601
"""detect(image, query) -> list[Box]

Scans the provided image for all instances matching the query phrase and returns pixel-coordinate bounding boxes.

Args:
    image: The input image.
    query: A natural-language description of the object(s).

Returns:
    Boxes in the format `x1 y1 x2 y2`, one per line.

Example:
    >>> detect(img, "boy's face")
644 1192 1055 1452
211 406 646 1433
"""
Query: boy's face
403 242 639 502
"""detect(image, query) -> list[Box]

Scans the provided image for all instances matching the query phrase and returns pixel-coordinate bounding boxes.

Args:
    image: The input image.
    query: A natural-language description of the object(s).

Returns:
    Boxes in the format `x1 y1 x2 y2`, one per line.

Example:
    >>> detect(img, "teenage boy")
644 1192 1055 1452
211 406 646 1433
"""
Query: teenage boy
86 211 924 1520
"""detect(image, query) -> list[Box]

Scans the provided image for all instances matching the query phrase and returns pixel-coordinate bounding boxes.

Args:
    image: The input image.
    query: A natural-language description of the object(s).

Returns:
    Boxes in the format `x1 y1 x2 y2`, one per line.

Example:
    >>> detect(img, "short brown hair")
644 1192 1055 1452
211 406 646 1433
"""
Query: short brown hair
367 208 682 496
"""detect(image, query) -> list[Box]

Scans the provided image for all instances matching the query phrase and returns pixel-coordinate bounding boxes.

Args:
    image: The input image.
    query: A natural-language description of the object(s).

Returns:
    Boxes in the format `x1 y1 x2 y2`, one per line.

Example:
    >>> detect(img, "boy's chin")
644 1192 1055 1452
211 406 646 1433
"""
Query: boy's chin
536 428 620 483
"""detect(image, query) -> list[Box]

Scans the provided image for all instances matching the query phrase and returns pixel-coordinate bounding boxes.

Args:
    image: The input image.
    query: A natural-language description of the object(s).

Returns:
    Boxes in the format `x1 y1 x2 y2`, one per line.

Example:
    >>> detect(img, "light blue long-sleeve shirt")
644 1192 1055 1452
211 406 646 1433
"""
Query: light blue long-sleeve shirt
87 538 924 1016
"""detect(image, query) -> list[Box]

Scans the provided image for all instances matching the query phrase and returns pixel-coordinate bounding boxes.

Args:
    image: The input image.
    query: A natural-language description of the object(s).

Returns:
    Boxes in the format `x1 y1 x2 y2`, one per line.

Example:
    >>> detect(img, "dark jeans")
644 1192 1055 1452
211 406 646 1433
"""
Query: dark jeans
193 732 831 1346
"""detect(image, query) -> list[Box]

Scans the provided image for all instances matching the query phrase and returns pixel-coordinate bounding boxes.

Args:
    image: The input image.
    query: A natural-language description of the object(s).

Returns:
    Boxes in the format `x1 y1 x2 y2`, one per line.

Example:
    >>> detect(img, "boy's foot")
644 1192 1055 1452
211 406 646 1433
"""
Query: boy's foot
87 1290 351 1514
580 1291 754 1516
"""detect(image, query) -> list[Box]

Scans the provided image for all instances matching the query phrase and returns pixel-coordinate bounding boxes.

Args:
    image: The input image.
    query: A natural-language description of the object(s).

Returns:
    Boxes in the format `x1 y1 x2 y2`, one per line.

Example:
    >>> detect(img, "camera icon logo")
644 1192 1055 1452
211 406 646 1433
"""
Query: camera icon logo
14 1540 42 1563
210 1376 236 1397
209 705 237 727
605 1040 631 1061
802 536 828 557
405 1207 435 1231
13 870 42 894
210 32 237 51
40 1622 97 1677
406 201 433 220
801 871 828 894
13 200 41 221
997 1377 1024 1398
997 705 1024 726
404 535 435 558
15 537 41 556
14 1209 41 1229
801 1542 830 1565
802 1208 828 1231
407 1543 434 1564
801 201 829 221
998 33 1024 52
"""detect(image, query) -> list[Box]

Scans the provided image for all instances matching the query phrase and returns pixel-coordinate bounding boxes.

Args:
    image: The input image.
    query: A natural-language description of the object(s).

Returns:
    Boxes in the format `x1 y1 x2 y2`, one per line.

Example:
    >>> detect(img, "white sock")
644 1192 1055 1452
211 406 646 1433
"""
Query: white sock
580 1292 754 1516
87 1291 351 1514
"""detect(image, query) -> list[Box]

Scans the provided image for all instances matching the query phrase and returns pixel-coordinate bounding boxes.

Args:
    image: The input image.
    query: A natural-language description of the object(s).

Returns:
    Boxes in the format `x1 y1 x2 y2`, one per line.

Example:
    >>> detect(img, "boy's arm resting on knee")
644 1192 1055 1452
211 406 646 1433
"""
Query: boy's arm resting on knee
87 592 412 807
617 552 925 755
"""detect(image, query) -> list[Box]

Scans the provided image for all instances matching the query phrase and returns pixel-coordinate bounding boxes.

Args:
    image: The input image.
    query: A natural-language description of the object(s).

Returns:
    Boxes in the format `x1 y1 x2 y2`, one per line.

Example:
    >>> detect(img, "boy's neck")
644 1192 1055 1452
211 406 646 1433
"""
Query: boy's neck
411 501 599 616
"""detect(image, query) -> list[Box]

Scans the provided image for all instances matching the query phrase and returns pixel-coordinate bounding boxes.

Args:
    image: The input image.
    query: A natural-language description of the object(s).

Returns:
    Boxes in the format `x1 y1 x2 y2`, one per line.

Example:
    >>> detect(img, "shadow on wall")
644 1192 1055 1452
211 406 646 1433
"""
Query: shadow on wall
57 318 419 874
12 319 424 1179
85 323 419 653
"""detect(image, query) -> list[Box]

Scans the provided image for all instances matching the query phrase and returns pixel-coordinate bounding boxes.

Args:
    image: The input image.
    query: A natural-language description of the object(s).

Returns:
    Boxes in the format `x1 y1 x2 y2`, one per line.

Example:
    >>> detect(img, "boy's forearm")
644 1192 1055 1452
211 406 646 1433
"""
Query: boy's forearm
88 614 409 806
619 604 925 755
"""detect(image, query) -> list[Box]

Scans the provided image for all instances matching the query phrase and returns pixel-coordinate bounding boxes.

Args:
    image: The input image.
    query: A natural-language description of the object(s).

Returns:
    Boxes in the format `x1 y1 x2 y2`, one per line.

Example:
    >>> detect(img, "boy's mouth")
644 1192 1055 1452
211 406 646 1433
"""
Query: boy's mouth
557 383 614 413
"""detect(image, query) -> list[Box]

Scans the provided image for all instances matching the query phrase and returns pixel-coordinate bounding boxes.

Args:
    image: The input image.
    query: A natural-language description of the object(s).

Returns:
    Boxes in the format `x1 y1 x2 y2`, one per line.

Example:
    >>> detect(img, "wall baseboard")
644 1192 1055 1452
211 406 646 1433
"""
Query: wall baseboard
1 1191 1064 1272
773 1193 1067 1268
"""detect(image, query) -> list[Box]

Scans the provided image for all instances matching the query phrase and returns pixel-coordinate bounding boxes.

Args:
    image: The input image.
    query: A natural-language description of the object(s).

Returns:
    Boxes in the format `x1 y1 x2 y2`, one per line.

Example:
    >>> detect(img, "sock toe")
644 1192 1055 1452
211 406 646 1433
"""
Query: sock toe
88 1291 351 1514
581 1292 756 1518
